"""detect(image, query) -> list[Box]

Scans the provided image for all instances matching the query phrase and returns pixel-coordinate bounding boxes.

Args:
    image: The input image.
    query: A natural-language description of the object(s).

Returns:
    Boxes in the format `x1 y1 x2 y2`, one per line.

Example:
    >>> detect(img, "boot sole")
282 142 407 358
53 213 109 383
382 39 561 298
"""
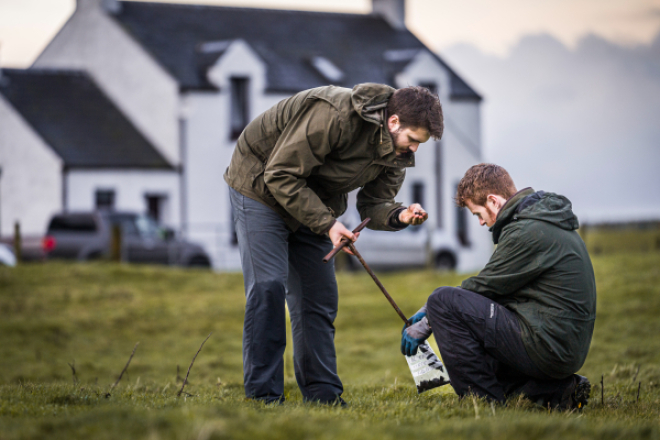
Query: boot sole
573 379 591 410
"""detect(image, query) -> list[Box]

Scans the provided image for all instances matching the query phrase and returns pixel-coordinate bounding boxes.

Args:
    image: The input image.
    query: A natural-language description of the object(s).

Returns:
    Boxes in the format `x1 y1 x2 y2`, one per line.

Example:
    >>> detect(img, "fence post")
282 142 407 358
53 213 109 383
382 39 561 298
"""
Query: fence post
13 221 21 264
110 225 122 262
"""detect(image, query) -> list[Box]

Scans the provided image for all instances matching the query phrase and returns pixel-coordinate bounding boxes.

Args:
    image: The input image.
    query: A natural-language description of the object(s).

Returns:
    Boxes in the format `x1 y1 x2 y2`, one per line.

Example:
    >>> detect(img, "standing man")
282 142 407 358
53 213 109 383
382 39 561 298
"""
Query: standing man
225 84 444 404
401 163 596 409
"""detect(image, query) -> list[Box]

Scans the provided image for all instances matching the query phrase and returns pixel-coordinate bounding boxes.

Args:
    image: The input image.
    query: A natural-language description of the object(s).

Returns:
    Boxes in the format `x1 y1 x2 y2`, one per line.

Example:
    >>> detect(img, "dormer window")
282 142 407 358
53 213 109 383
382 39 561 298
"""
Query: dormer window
419 82 438 95
310 57 344 83
230 77 249 140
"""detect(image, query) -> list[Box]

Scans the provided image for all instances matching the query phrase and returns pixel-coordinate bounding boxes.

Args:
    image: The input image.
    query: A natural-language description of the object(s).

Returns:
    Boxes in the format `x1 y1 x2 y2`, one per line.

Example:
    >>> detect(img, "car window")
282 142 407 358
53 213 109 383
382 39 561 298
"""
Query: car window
48 215 98 233
107 214 139 237
135 215 160 239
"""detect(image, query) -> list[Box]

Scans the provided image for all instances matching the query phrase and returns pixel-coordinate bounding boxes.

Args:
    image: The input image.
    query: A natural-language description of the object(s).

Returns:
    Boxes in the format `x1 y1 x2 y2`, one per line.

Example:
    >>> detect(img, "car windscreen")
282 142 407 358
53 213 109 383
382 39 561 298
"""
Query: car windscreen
106 214 140 237
47 215 98 233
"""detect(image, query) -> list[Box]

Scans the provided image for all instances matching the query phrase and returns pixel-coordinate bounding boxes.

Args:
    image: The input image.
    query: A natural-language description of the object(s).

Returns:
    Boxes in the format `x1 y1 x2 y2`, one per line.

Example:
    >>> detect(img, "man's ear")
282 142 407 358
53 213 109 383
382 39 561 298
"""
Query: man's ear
486 194 500 209
387 114 400 132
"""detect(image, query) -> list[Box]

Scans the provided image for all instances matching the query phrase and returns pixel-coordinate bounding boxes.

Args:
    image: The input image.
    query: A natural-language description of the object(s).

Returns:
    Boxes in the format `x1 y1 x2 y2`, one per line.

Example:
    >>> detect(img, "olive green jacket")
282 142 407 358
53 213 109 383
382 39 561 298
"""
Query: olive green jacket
223 84 415 235
461 189 597 378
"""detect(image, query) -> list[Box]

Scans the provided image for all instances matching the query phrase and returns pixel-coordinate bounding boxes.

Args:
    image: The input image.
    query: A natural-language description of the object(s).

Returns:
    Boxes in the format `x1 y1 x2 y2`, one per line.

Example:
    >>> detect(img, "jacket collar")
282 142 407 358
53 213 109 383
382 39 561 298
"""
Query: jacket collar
489 187 535 244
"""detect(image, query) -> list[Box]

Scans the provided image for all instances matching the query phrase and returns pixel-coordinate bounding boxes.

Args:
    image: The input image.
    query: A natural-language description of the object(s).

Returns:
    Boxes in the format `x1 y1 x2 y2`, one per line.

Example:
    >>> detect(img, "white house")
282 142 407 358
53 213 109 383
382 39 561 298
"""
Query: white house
20 0 491 271
0 68 179 240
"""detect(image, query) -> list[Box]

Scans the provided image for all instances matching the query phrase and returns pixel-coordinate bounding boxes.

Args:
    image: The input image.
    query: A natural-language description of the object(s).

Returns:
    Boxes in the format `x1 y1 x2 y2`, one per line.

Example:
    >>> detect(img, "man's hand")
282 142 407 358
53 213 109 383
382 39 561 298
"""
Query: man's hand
398 203 428 226
328 221 360 256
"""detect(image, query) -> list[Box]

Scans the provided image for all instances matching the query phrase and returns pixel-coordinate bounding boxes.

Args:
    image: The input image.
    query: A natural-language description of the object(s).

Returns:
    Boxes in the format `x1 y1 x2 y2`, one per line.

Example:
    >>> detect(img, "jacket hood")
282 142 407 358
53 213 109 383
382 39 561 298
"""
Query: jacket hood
351 83 395 125
490 188 580 244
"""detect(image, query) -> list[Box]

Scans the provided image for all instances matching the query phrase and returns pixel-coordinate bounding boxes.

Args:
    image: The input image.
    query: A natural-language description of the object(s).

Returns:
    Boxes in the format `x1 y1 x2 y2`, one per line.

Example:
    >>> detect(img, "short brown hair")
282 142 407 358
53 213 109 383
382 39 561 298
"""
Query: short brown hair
387 86 443 139
455 163 517 208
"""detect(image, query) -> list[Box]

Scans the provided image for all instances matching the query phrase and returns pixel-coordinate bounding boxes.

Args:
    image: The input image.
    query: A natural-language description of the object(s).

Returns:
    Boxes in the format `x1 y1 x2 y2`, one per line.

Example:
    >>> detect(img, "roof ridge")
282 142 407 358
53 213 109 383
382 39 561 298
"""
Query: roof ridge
118 1 378 19
2 68 90 77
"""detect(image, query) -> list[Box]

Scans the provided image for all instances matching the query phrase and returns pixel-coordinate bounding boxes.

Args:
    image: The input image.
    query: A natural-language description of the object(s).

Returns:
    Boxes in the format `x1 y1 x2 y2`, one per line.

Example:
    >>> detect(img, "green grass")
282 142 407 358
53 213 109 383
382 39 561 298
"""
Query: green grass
580 223 660 255
1 249 660 440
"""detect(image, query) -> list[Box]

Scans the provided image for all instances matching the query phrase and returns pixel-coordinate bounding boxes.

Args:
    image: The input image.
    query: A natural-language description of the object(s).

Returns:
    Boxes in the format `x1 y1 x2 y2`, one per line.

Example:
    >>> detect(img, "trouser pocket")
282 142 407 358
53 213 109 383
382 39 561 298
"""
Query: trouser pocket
484 302 498 349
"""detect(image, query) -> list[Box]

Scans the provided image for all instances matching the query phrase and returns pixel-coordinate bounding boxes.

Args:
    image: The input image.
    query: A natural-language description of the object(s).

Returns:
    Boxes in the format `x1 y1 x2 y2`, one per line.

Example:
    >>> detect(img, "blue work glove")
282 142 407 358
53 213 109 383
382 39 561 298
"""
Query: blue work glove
408 310 427 325
400 305 432 356
401 327 426 356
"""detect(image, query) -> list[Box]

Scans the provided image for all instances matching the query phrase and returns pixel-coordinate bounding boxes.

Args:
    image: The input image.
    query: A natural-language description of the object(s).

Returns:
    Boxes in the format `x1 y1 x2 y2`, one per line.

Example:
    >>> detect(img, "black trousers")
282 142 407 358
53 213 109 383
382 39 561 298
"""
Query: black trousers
427 287 574 405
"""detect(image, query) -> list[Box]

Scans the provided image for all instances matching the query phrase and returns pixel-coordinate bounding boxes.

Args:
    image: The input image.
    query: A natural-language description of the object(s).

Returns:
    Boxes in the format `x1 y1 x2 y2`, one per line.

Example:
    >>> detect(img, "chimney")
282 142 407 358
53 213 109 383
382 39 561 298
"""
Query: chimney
76 0 121 14
102 0 122 14
372 0 406 30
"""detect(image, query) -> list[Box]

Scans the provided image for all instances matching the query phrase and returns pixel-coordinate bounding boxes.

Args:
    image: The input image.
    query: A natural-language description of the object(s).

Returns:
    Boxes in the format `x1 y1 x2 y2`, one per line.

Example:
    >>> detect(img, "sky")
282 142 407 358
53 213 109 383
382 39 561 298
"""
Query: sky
2 0 660 65
1 0 660 222
442 33 660 222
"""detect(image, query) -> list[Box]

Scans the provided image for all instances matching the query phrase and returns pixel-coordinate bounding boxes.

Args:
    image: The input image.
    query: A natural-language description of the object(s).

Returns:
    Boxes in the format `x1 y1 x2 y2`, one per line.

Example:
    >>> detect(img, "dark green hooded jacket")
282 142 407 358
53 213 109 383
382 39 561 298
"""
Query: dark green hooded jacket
224 84 415 235
461 188 597 378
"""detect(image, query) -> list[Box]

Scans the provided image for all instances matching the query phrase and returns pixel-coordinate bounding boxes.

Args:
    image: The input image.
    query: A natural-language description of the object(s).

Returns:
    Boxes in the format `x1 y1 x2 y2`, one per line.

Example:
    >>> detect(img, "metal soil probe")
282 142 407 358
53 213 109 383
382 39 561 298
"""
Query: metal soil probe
323 218 451 393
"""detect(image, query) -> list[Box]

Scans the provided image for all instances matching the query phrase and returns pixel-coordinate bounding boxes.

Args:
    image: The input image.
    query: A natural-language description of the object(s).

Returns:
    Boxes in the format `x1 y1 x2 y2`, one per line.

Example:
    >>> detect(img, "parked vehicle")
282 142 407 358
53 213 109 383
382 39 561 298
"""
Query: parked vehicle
43 211 211 267
0 243 16 267
347 225 458 271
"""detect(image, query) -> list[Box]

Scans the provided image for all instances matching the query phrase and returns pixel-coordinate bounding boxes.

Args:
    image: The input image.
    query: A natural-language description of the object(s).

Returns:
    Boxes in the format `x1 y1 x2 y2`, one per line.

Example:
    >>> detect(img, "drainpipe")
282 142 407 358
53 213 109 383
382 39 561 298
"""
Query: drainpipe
178 96 191 238
62 165 68 212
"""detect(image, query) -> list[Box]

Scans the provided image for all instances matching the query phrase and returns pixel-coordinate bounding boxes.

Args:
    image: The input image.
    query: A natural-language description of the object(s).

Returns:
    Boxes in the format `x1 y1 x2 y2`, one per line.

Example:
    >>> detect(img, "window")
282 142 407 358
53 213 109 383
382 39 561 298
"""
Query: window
411 182 425 207
456 184 470 247
419 82 438 95
145 194 167 224
95 189 115 211
409 182 426 233
230 77 249 140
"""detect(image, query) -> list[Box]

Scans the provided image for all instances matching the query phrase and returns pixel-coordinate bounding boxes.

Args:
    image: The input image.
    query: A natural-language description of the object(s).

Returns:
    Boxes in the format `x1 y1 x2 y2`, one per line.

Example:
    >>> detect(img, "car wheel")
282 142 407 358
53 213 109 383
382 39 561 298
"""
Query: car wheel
86 251 103 261
187 255 211 268
434 251 456 271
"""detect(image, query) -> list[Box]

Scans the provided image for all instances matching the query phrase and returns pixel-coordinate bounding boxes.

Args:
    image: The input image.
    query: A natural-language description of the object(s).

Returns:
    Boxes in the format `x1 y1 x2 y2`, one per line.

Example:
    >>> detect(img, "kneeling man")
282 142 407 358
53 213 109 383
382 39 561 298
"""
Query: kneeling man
401 163 596 409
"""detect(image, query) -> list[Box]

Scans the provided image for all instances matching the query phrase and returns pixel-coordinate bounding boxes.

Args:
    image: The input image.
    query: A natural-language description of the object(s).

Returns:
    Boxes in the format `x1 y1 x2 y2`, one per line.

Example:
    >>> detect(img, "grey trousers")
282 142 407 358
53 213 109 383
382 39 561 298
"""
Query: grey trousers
229 187 343 403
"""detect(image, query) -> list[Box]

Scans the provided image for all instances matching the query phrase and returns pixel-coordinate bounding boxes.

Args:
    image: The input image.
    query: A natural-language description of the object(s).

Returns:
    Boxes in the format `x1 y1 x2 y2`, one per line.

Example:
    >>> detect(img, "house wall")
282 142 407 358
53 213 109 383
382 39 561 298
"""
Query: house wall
399 50 492 272
32 0 181 166
441 119 493 272
184 40 283 269
66 169 180 227
0 96 63 237
184 45 490 272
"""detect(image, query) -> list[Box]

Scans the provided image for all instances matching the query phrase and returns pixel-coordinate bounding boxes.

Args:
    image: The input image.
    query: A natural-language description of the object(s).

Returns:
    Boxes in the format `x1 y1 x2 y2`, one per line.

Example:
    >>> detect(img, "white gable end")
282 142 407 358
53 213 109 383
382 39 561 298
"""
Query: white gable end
0 96 63 237
33 0 181 166
206 40 267 92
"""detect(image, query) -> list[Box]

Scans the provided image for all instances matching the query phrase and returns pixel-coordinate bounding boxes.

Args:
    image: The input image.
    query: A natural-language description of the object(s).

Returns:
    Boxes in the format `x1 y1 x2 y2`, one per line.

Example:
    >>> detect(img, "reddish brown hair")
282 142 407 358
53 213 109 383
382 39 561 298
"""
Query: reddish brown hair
455 163 517 207
387 86 443 139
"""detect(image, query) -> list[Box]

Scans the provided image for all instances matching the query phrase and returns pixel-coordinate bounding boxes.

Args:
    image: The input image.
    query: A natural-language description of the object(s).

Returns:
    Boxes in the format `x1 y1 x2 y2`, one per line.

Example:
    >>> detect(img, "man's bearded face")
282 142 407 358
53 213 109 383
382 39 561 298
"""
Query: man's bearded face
389 125 431 157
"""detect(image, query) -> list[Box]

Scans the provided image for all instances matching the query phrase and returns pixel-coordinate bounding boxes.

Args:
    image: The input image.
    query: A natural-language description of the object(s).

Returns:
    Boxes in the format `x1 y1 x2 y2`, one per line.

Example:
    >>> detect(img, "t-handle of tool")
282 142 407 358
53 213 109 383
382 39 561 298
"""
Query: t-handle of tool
323 223 410 326
322 218 371 263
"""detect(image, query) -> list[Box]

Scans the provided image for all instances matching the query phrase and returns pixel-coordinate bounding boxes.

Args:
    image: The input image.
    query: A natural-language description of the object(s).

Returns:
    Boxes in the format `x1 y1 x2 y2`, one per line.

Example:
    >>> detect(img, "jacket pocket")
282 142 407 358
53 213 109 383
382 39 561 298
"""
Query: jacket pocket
250 162 278 207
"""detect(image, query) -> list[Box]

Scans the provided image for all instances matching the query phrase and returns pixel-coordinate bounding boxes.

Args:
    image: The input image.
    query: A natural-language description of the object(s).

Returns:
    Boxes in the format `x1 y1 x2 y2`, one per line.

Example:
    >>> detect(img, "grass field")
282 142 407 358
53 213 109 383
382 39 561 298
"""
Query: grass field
1 247 660 439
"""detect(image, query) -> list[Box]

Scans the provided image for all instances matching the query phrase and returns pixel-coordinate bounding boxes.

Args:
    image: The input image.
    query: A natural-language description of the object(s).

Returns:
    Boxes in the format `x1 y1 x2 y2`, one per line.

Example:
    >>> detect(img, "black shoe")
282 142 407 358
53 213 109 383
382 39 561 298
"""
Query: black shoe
559 375 590 410
305 396 348 408
248 395 285 405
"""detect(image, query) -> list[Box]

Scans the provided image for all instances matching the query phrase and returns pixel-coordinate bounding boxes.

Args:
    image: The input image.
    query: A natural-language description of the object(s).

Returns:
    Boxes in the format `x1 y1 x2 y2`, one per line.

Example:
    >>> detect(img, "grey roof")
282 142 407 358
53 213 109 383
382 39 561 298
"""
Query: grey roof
0 69 173 169
112 1 481 100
